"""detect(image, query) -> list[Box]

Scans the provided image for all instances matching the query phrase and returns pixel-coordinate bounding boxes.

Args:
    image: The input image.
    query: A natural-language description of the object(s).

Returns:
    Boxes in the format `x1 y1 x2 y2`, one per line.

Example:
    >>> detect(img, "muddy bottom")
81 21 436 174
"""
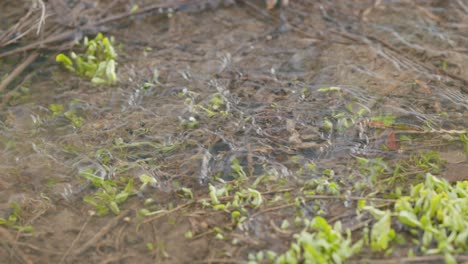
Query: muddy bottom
0 0 467 263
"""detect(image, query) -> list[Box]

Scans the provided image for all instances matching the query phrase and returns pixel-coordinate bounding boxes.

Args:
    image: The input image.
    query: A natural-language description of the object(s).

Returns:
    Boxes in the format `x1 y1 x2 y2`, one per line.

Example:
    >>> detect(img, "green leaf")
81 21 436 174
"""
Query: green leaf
105 59 117 82
109 201 120 215
310 216 327 231
247 188 262 208
115 191 129 204
323 119 333 131
212 204 226 211
209 184 220 204
146 242 154 251
95 33 104 41
123 178 134 195
318 86 341 92
180 187 193 199
371 115 396 126
56 54 74 71
83 196 97 206
398 210 421 228
96 205 109 215
370 210 394 251
102 37 117 59
152 67 160 84
94 61 107 78
444 253 457 264
139 174 156 191
130 4 139 13
364 206 387 219
184 231 193 239
16 225 34 233
80 169 103 186
49 103 64 115
91 77 107 85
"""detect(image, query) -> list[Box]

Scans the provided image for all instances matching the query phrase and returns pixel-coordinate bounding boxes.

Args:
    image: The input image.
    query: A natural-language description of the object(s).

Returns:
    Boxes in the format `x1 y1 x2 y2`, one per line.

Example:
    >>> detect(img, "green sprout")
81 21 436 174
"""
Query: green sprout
275 216 362 264
371 115 396 127
318 86 341 93
0 202 34 232
363 207 395 252
178 187 194 200
395 174 468 262
49 103 64 116
64 110 85 127
231 157 247 180
56 33 118 84
81 169 134 215
48 103 85 128
363 174 468 263
460 134 468 155
139 173 157 191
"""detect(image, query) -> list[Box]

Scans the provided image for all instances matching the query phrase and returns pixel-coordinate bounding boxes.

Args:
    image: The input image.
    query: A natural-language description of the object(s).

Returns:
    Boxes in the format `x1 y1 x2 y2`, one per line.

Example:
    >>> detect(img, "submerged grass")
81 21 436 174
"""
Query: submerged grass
0 202 34 233
64 80 466 263
243 156 467 263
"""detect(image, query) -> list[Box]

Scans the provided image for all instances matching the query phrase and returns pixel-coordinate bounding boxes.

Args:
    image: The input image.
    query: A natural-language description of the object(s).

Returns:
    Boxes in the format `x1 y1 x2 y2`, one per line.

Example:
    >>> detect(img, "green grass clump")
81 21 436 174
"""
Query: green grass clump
49 103 85 128
395 173 468 263
0 202 34 232
363 173 468 263
273 216 362 264
80 169 133 215
56 33 117 84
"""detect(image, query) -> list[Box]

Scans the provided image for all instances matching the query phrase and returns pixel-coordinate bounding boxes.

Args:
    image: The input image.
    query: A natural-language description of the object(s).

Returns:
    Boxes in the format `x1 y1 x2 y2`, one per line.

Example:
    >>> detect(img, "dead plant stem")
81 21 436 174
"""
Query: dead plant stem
0 52 39 92
71 209 130 257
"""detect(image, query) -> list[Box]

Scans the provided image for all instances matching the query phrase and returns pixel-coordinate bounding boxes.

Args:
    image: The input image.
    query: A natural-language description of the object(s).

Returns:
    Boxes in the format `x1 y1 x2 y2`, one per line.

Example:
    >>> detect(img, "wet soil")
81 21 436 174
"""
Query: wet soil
0 0 467 263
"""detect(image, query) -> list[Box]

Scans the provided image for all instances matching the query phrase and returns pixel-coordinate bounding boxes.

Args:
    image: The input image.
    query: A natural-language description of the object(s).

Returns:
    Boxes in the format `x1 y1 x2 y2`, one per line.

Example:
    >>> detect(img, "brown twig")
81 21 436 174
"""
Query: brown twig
0 227 33 264
114 224 127 252
0 9 34 46
0 52 39 92
0 30 78 58
348 218 372 232
1 66 37 107
0 0 205 58
92 1 190 26
71 209 130 257
15 242 61 256
250 202 294 218
269 219 293 236
98 253 136 264
141 202 191 225
251 195 395 218
192 229 215 240
59 211 94 264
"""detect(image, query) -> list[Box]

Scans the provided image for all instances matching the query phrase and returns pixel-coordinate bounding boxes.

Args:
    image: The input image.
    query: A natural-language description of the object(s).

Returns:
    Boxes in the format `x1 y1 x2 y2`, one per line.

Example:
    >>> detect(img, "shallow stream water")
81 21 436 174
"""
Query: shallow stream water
0 0 467 262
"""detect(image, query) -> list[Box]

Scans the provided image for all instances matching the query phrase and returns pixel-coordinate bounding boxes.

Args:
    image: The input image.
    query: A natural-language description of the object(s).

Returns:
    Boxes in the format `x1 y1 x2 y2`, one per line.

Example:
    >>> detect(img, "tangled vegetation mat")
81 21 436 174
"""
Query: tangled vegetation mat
0 0 467 263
